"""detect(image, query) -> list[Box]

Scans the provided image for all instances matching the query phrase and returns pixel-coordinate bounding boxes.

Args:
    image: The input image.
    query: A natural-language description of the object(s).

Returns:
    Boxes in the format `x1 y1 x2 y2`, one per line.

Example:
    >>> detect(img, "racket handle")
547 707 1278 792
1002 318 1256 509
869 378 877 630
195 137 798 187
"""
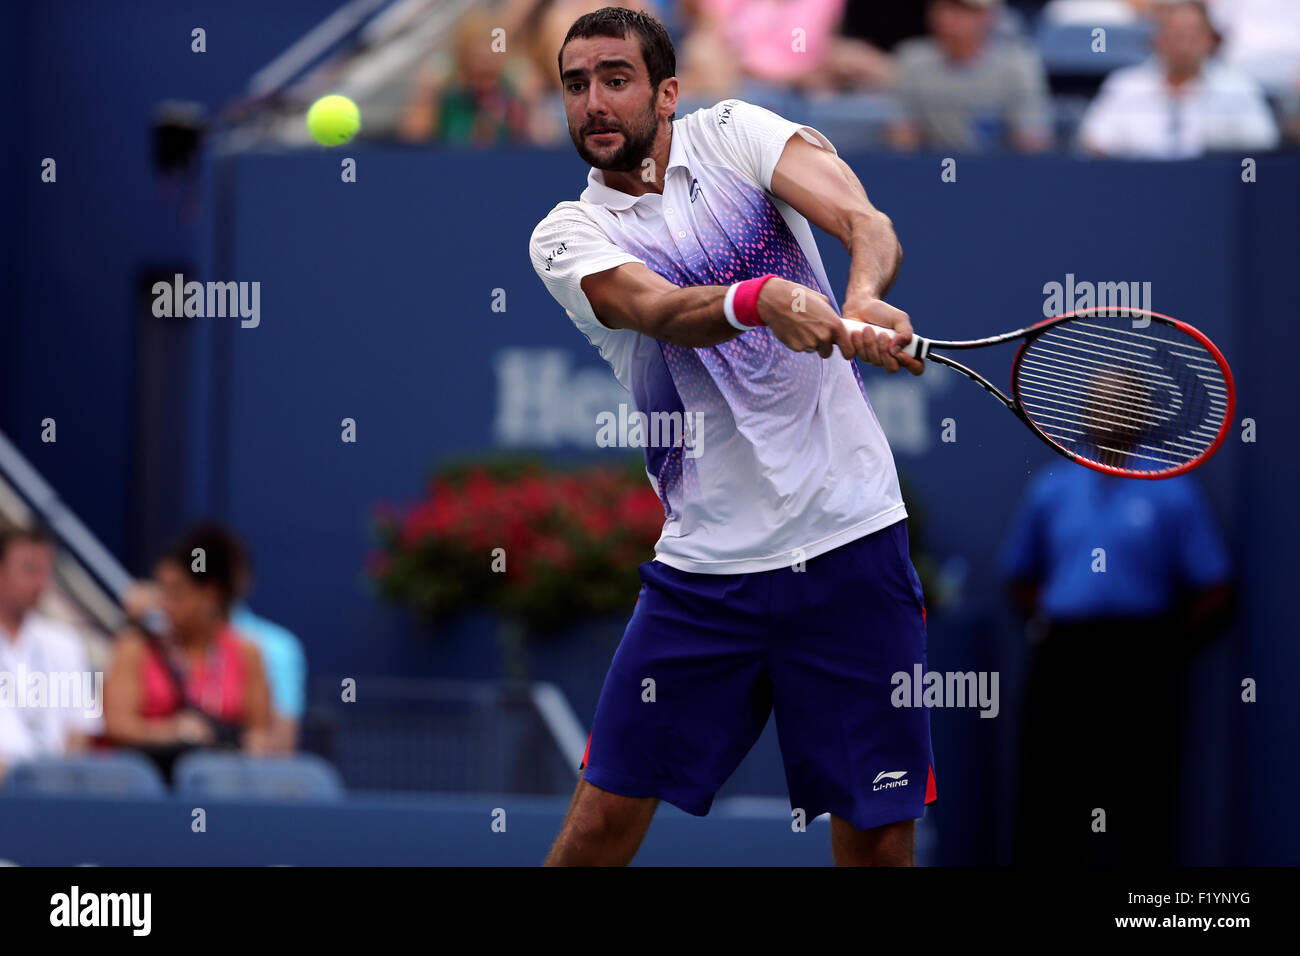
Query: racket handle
841 318 926 360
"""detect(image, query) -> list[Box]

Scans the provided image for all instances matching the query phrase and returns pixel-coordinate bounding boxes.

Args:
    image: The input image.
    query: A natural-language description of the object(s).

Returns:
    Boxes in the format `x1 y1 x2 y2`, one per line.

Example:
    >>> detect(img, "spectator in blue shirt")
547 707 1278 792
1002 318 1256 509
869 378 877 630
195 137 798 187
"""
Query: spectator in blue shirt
229 546 306 754
1000 465 1232 865
229 603 305 752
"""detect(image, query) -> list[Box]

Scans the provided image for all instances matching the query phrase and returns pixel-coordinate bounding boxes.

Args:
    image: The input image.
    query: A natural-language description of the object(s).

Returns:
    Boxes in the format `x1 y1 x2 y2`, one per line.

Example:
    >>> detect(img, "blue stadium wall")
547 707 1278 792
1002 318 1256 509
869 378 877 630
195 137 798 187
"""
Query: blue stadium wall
2 1 1297 865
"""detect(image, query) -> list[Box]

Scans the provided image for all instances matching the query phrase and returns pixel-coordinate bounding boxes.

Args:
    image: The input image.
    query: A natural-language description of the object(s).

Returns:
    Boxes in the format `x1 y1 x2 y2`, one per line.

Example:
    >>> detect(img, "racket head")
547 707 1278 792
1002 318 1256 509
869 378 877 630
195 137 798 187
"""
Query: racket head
1009 307 1235 479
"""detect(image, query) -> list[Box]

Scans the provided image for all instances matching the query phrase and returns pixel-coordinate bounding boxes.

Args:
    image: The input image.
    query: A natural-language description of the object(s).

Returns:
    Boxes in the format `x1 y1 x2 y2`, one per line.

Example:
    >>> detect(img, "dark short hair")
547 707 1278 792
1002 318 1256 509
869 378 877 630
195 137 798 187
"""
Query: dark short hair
159 522 248 610
558 7 676 92
0 524 55 563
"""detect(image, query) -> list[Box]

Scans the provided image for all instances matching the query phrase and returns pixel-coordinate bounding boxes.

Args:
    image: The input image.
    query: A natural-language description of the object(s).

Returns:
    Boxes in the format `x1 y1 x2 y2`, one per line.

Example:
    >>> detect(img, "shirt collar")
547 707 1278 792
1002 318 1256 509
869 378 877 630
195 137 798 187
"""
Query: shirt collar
580 121 690 210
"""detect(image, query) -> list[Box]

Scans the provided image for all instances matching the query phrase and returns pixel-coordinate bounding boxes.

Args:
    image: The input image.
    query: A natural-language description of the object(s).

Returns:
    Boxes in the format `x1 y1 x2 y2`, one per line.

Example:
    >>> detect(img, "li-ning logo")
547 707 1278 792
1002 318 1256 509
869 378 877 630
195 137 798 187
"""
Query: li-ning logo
544 241 568 272
718 104 733 126
690 178 701 203
872 770 908 791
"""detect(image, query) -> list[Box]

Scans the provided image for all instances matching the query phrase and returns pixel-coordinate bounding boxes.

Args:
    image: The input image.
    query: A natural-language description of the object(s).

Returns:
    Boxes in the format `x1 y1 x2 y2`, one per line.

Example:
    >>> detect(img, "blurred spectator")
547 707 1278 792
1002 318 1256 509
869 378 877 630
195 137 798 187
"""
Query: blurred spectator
1077 0 1278 157
1042 0 1162 23
123 527 306 753
398 6 558 145
521 0 682 100
1206 0 1300 98
104 525 272 778
229 543 306 753
678 0 896 95
675 0 745 99
0 527 100 783
890 0 1053 152
1000 465 1232 865
826 2 930 91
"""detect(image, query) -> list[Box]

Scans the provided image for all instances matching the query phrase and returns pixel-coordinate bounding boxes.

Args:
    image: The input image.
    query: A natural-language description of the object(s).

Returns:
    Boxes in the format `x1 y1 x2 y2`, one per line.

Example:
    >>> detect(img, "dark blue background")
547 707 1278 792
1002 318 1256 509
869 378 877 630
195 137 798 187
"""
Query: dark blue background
2 1 1296 865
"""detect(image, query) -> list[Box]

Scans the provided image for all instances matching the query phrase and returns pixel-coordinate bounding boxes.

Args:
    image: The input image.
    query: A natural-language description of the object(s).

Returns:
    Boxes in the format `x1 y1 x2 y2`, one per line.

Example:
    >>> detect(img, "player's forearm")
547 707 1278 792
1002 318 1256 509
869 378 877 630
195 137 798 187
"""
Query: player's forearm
843 211 902 300
641 285 742 347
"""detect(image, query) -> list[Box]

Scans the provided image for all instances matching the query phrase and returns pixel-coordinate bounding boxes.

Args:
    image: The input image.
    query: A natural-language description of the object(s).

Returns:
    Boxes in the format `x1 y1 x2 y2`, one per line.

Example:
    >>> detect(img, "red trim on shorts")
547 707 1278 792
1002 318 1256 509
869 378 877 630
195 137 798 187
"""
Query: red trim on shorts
581 731 592 770
925 764 938 804
921 606 927 627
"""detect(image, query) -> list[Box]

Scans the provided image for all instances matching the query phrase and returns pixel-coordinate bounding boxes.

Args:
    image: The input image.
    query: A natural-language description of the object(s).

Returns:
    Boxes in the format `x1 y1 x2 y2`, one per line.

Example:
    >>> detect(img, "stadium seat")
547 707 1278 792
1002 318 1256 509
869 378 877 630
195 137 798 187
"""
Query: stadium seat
1037 21 1153 75
0 752 167 798
172 751 345 801
805 93 901 152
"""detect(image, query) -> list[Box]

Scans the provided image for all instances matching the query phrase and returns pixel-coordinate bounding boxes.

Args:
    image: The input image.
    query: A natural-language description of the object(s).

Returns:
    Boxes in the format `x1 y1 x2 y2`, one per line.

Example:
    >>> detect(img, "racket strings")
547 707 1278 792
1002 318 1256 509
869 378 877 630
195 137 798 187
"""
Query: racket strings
1013 316 1230 474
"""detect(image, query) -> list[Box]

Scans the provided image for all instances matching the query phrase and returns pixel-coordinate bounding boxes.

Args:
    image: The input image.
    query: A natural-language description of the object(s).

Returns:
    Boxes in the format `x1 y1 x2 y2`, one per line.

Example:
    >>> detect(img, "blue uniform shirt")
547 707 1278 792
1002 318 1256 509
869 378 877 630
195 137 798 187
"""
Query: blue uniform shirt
999 466 1231 620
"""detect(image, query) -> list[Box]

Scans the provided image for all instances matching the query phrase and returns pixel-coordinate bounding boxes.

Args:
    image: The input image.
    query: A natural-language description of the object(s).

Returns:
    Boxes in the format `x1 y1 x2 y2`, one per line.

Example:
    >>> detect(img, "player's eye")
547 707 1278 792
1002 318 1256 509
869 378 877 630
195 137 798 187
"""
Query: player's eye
566 81 586 94
608 77 628 88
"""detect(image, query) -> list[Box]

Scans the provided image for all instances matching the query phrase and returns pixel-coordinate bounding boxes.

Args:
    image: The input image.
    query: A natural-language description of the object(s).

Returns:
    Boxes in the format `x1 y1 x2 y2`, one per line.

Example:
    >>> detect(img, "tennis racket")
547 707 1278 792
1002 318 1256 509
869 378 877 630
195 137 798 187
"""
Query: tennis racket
843 307 1235 479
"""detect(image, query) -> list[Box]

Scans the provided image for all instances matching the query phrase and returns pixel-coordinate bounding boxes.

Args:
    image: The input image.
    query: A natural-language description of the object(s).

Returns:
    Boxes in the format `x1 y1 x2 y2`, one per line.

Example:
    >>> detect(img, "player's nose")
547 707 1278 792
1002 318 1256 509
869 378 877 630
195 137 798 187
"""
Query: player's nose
584 86 612 116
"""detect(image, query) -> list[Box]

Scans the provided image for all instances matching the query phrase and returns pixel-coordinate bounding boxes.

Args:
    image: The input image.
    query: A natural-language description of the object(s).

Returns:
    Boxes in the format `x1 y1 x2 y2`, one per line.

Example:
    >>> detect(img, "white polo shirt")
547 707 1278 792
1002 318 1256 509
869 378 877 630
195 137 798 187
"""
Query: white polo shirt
1078 58 1279 159
0 614 102 764
529 99 906 574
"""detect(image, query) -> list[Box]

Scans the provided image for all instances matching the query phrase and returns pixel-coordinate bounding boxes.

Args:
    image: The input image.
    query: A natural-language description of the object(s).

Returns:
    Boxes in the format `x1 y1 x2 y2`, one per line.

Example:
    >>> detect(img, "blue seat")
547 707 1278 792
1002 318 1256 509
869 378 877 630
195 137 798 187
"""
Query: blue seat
806 93 902 152
1037 22 1154 75
172 751 344 801
0 752 166 798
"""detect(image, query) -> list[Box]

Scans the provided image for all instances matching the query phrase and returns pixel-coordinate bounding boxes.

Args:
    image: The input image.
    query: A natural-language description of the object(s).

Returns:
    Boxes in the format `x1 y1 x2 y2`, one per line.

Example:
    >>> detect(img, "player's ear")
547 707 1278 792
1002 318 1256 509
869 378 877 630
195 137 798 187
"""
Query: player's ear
657 76 678 121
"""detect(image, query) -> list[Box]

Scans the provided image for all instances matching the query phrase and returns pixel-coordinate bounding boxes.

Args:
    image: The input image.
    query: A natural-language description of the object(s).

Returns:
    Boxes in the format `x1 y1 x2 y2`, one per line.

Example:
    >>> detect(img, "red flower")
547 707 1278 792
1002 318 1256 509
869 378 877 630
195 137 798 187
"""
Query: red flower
372 461 666 628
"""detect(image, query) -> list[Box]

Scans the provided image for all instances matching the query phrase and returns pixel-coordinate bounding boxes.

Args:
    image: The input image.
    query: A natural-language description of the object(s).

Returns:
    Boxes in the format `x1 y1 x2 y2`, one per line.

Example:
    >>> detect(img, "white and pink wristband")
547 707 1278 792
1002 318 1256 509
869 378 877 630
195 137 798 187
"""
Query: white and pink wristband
723 274 777 332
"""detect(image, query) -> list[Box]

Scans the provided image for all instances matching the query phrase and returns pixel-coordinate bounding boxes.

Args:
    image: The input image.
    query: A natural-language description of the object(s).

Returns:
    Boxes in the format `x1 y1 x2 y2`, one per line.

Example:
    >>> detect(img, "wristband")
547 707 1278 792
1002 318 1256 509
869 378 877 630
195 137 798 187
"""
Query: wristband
723 274 777 331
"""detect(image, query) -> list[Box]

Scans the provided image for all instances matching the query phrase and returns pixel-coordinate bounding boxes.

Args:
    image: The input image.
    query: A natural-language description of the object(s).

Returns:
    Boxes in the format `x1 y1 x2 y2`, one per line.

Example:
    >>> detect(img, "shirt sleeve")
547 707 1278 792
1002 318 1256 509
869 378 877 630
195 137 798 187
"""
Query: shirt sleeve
1226 79 1280 150
690 99 837 193
1173 480 1232 589
892 47 928 128
0 704 38 763
1007 47 1053 138
999 473 1050 582
49 627 104 739
528 203 644 327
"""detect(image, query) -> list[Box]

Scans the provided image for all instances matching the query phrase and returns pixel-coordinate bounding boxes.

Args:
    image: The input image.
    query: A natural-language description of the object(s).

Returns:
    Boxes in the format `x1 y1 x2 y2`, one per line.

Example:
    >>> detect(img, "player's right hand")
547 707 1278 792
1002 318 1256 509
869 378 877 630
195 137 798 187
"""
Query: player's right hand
758 279 854 359
842 297 923 376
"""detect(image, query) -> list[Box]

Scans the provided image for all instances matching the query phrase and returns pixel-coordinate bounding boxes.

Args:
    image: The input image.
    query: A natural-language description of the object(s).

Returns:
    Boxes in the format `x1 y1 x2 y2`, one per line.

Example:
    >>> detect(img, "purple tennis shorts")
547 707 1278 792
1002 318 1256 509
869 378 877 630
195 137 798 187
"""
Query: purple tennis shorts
581 518 937 831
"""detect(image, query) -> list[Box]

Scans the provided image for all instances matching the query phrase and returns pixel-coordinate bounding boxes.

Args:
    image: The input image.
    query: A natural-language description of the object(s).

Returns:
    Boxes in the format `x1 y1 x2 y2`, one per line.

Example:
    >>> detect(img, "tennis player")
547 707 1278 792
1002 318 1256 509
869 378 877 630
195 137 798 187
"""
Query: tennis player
529 7 934 866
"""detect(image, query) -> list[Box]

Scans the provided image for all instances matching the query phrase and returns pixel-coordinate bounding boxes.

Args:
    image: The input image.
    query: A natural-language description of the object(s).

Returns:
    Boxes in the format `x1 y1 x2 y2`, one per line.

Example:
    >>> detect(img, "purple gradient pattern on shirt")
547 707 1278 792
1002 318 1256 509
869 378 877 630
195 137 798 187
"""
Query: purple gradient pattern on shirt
615 166 868 516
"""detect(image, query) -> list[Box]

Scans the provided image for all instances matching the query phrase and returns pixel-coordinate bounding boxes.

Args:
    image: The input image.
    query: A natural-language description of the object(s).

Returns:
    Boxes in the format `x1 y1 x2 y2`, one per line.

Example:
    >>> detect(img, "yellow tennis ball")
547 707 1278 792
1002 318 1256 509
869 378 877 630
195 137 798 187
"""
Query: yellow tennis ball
306 94 360 146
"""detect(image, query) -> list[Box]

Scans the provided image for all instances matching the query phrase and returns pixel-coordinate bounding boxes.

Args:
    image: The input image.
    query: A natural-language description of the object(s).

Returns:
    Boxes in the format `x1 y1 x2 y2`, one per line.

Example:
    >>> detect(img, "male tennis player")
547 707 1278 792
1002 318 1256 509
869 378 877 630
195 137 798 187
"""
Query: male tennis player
529 7 933 866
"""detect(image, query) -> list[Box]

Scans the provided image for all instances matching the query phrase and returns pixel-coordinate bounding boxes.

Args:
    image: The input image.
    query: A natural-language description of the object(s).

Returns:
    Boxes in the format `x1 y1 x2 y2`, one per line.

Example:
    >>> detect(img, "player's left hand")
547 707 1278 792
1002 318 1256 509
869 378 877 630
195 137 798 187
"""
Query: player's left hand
841 297 924 375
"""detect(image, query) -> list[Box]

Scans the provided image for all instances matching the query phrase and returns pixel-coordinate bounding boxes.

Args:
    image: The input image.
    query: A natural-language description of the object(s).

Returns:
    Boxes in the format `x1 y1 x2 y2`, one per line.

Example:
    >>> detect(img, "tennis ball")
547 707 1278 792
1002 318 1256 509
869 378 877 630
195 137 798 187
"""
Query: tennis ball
306 94 360 146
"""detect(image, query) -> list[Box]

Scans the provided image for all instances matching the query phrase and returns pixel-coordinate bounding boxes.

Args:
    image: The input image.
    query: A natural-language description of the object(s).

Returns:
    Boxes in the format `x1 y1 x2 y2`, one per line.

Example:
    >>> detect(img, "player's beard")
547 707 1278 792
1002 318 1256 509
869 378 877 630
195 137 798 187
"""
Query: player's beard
570 94 660 173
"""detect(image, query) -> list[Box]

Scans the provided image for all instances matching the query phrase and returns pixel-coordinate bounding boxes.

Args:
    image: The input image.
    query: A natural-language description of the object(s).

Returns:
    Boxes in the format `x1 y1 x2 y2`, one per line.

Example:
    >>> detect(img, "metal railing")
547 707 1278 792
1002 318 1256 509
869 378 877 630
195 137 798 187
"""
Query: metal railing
0 428 129 638
302 677 585 795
